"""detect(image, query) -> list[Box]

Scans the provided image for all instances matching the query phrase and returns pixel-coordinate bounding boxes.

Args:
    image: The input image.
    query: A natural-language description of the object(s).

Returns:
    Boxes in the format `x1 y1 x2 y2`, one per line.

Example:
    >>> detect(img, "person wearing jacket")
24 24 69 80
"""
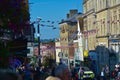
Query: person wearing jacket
54 60 72 80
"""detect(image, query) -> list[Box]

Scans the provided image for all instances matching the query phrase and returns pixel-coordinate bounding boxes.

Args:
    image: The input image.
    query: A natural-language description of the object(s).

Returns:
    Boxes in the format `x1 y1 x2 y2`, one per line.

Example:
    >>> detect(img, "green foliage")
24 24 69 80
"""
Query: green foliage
30 56 38 67
42 56 49 67
0 0 30 30
42 56 55 68
34 38 38 42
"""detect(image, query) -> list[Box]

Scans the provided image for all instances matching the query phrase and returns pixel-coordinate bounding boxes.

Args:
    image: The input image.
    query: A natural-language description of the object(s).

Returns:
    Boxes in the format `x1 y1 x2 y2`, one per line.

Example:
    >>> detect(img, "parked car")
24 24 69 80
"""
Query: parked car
74 66 95 80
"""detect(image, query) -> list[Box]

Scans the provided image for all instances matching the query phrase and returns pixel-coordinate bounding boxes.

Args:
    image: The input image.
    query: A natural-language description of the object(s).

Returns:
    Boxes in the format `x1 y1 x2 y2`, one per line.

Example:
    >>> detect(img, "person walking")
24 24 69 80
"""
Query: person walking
78 66 84 80
100 67 105 80
104 65 110 80
23 65 32 80
71 66 76 80
54 60 72 80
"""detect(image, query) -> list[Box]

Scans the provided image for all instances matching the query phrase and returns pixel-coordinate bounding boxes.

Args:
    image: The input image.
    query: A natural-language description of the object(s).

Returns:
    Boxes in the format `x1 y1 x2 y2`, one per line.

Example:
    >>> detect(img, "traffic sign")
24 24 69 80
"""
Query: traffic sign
38 55 42 59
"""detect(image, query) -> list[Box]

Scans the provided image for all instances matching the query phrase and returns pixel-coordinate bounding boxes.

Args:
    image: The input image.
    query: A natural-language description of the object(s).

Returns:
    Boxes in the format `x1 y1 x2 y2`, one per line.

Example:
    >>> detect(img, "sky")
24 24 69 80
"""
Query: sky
29 0 83 39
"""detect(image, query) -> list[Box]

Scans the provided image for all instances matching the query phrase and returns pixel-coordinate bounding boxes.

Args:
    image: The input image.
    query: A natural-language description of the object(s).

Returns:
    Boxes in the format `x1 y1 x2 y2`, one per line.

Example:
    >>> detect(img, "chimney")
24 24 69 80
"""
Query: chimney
66 13 70 19
69 9 78 17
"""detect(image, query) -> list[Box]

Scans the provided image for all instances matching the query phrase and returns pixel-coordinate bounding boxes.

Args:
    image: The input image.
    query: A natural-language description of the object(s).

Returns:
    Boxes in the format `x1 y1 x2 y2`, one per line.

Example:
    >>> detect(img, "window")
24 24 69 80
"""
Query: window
110 17 112 34
61 26 65 33
114 11 117 34
100 0 102 10
113 11 117 34
119 9 120 34
103 18 105 36
83 5 86 13
103 0 106 8
101 19 102 36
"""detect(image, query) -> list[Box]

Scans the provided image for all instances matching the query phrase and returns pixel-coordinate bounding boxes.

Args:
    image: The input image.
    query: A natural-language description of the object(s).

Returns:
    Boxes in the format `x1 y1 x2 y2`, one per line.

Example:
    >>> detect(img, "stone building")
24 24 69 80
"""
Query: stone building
83 0 120 73
108 0 120 67
83 0 97 53
73 14 84 67
59 10 80 66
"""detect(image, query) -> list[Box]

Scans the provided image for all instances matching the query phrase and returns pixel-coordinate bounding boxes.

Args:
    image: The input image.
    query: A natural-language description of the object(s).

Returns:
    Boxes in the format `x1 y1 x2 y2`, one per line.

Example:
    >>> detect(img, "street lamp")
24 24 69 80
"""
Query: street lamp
36 17 41 66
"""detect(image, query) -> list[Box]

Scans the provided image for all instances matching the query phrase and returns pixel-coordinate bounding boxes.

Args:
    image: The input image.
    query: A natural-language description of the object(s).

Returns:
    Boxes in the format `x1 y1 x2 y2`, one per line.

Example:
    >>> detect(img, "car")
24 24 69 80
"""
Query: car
74 66 95 80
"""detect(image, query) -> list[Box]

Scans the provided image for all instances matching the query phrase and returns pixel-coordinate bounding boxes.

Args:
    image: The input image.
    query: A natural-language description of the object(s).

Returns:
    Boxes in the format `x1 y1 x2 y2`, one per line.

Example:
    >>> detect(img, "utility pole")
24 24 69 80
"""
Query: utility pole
36 17 41 66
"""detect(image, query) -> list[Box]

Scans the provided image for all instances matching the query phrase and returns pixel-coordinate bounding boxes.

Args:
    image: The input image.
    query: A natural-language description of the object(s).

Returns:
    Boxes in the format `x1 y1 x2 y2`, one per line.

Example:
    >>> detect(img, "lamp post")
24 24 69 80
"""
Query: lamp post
36 17 41 66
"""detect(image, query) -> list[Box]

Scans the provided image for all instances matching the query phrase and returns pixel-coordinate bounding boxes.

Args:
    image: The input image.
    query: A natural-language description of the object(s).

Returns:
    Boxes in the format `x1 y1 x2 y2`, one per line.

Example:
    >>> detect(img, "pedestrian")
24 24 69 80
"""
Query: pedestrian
71 66 76 80
100 67 105 80
23 64 32 80
78 66 84 80
34 65 46 80
33 67 41 80
111 67 118 79
0 70 19 80
22 58 33 80
45 76 61 80
51 66 56 76
54 60 72 80
104 65 110 80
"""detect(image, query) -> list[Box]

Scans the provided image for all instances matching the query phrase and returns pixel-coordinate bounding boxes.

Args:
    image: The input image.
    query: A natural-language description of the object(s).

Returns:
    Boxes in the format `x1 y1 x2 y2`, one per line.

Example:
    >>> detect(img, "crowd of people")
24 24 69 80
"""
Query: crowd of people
0 58 96 80
99 63 120 80
111 63 120 80
3 57 120 80
0 58 73 80
100 65 110 80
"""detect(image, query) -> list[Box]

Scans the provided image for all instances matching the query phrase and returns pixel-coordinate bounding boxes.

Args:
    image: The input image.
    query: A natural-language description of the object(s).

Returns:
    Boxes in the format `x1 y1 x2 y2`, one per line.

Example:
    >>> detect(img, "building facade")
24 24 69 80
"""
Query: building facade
83 0 120 73
73 14 84 67
83 0 98 72
108 0 120 68
55 40 61 63
95 0 109 73
0 0 30 68
59 10 79 66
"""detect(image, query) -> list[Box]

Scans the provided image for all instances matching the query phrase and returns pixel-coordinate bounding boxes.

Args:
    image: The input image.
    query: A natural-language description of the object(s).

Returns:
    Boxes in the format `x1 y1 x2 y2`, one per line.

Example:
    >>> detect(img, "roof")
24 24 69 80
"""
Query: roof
59 13 82 24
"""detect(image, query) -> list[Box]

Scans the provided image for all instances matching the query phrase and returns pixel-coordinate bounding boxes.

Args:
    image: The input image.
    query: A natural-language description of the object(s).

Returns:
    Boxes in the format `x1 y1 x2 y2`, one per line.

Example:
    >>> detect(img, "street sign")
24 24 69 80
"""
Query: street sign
38 55 42 59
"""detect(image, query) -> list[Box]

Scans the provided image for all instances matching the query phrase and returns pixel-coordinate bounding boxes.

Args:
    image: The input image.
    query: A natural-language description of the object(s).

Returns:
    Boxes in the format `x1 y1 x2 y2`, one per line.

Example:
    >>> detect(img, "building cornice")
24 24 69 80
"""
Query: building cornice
83 8 95 18
59 13 81 24
95 4 120 14
76 14 83 19
96 35 109 38
109 4 120 9
109 34 120 39
95 8 108 14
